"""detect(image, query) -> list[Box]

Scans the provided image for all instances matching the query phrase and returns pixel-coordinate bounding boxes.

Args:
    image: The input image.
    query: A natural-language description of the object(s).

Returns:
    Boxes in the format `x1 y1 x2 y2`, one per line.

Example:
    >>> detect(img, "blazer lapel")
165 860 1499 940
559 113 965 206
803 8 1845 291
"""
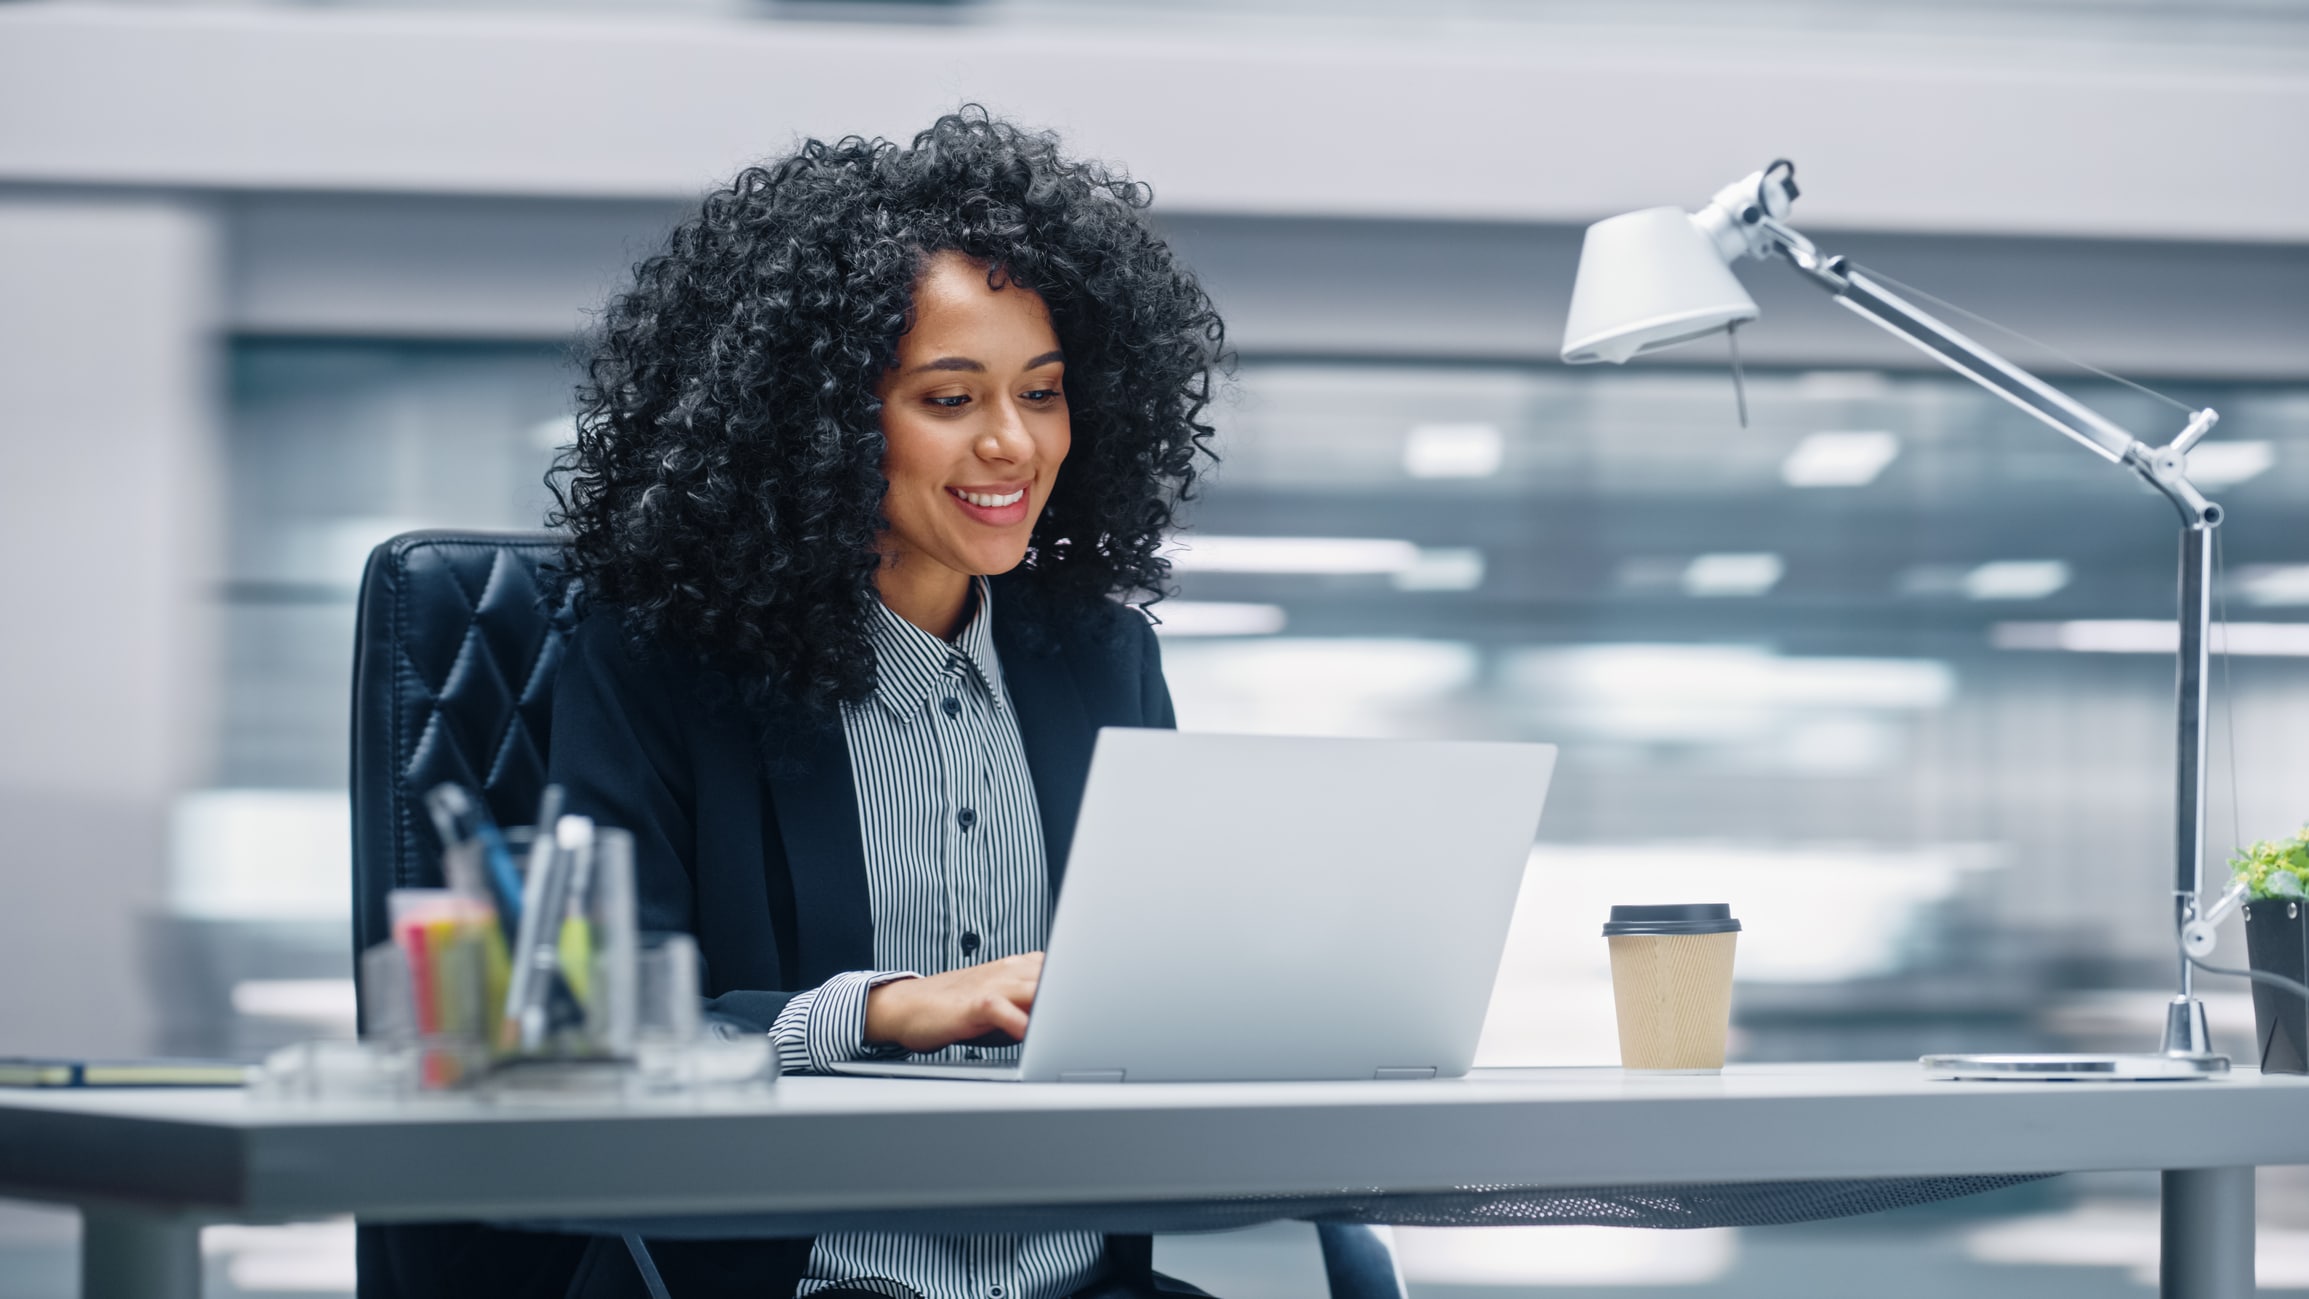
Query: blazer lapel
994 611 1095 895
761 714 874 984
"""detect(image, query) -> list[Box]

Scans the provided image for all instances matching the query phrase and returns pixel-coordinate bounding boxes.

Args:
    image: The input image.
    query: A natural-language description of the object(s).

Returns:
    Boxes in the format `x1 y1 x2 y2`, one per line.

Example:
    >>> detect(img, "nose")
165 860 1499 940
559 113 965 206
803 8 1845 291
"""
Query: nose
977 395 1034 463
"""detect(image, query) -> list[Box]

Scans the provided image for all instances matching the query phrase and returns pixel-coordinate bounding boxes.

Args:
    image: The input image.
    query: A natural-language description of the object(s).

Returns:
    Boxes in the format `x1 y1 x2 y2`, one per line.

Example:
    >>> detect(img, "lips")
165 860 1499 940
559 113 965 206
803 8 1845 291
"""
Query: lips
947 484 1031 526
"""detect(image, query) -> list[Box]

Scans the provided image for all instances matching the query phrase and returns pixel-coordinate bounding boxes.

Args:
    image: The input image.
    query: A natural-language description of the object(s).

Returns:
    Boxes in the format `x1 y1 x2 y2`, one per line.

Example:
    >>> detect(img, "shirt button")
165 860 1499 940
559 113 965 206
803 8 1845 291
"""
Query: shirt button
989 1289 1003 1298
960 930 981 955
957 806 977 831
941 696 962 718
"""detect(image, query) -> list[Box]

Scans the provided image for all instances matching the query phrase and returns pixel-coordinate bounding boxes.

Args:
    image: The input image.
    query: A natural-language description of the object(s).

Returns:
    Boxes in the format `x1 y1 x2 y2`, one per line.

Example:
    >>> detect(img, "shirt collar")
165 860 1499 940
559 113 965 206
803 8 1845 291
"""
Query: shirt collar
863 576 1009 720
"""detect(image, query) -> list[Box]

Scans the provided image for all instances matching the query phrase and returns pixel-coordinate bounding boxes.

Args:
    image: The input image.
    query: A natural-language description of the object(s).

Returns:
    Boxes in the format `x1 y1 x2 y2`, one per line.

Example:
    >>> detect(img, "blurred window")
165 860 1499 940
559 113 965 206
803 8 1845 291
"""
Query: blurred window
214 340 2309 1062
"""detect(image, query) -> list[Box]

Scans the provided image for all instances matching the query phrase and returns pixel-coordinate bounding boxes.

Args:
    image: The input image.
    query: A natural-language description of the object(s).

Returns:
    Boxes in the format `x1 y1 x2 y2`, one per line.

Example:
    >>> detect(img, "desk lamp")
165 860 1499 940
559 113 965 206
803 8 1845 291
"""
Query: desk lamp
1561 161 2228 1080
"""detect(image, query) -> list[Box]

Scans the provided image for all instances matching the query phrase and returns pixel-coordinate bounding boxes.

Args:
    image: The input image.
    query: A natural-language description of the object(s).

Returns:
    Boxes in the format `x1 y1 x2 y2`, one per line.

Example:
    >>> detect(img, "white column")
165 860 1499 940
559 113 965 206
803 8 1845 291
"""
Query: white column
0 196 222 1056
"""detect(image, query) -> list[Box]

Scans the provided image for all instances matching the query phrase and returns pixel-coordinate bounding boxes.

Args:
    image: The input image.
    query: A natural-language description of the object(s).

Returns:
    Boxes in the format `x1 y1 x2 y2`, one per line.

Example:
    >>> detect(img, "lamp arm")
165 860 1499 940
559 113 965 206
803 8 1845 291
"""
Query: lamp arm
1646 163 2239 1059
1749 213 2225 1040
1754 222 2221 527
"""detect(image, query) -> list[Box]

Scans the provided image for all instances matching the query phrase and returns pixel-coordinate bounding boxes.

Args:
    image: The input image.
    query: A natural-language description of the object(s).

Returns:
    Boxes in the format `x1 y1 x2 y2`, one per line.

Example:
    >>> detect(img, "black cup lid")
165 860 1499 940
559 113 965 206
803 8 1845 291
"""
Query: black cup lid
1603 903 1740 937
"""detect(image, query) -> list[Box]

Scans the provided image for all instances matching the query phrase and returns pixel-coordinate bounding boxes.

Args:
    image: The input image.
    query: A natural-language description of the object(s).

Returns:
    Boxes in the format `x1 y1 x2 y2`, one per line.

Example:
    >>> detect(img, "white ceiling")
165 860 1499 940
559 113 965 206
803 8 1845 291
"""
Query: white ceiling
4 3 2306 241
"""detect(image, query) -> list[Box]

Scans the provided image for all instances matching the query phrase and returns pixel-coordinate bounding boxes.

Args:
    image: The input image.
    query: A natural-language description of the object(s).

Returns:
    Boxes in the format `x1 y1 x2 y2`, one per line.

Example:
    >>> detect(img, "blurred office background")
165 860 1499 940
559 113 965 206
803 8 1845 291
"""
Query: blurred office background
3 0 2308 1294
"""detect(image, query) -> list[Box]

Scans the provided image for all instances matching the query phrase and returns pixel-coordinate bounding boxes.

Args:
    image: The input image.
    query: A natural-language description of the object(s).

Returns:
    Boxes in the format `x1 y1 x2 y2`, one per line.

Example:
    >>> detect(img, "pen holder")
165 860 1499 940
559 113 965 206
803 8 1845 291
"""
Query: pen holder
367 822 642 1087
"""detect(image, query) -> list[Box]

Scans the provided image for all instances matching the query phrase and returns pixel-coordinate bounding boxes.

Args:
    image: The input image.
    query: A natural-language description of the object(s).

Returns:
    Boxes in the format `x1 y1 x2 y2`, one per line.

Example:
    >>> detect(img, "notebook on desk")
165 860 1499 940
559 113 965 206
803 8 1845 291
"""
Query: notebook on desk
829 728 1556 1084
0 1058 250 1088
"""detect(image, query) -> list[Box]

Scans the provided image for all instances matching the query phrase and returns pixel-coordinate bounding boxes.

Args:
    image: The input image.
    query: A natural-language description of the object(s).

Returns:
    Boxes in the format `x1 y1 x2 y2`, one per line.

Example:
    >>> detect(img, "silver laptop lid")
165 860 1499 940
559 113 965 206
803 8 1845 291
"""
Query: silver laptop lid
1018 729 1556 1083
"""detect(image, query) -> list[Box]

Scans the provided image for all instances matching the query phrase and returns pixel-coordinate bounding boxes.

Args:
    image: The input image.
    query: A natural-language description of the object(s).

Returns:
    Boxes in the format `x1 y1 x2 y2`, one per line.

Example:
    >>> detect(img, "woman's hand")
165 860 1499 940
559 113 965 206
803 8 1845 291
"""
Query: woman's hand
864 952 1044 1054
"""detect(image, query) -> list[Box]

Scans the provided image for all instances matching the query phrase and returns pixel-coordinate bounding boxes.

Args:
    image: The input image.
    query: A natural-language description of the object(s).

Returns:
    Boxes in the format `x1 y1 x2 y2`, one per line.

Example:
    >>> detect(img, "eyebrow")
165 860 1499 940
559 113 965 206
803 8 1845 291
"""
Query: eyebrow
904 350 1066 377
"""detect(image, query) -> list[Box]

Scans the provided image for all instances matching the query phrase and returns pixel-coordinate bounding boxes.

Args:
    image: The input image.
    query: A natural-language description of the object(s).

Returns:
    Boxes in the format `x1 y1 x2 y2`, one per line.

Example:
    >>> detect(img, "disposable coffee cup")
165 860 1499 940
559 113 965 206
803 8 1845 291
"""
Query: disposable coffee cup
1603 904 1741 1073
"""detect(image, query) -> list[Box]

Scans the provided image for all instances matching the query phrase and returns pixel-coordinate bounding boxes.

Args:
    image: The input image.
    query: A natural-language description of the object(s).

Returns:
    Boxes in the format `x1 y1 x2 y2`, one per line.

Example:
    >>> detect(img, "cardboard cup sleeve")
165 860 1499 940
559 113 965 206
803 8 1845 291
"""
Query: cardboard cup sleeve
1604 904 1741 1072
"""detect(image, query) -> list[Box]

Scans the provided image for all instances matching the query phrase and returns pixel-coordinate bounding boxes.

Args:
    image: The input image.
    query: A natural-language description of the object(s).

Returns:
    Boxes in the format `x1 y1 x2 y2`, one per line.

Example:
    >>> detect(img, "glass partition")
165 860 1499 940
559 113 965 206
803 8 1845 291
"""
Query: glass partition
206 341 2309 1067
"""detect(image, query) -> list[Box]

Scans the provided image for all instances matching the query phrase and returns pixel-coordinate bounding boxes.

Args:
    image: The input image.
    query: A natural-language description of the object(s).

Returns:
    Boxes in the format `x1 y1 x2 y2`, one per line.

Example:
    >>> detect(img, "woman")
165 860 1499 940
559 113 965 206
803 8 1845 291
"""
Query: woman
547 110 1223 1298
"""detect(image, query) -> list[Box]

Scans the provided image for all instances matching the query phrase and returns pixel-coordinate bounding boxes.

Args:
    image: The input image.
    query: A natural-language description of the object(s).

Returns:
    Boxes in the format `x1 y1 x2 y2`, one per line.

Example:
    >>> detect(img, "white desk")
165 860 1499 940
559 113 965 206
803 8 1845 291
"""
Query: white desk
3 1062 2304 1298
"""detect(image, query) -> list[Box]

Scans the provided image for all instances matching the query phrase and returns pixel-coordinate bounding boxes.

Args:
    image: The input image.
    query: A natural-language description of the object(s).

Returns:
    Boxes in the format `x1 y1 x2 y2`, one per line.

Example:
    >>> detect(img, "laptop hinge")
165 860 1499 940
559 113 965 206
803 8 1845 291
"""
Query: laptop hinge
1058 1069 1126 1084
1373 1066 1438 1081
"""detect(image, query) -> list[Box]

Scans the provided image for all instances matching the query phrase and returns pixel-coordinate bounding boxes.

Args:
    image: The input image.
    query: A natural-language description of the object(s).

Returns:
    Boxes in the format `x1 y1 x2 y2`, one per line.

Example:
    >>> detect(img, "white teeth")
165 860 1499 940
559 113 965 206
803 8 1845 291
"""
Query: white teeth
955 489 1025 508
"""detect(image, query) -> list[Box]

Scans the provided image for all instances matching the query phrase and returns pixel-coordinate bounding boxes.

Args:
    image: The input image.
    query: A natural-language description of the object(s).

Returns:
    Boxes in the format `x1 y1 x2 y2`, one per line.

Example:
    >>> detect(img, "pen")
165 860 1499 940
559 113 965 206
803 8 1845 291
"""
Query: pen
423 783 526 929
507 810 592 1052
556 822 598 1010
500 788 565 1051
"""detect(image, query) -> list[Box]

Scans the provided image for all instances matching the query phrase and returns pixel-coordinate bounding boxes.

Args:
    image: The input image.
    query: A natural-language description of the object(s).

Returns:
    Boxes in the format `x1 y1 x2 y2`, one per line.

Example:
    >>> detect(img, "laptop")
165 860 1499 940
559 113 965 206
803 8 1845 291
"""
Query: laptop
829 728 1556 1083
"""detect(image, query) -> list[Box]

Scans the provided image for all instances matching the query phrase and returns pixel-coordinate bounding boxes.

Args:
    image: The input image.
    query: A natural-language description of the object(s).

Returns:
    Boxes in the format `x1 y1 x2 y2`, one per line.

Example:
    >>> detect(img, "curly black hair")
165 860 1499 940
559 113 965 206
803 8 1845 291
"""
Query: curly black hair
547 108 1227 717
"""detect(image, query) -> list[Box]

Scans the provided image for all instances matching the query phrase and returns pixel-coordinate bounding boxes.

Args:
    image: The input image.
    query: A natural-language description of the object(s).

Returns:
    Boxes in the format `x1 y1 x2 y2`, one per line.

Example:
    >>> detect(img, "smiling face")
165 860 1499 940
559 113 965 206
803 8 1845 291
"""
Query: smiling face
872 250 1072 638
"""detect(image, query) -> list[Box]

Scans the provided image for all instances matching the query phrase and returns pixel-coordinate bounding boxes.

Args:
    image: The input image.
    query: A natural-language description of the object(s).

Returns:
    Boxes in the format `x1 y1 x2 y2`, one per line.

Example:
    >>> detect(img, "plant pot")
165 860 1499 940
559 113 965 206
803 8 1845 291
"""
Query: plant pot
2242 899 2309 1074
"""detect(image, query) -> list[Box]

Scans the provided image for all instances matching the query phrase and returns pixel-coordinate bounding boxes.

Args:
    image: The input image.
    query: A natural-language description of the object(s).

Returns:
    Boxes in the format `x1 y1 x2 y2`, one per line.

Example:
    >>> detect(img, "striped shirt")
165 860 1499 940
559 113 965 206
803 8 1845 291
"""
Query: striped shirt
771 577 1105 1299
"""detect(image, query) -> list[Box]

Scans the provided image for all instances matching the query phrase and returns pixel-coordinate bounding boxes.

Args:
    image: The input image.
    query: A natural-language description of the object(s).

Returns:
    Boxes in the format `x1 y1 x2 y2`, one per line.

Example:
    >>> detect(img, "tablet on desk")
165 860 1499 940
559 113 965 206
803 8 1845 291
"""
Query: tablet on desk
831 728 1556 1084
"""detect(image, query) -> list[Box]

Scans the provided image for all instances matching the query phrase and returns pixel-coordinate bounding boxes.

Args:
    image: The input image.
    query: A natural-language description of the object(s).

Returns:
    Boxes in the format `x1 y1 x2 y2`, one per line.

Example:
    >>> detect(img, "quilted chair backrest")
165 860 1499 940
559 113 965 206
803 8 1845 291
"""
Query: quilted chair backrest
348 531 576 1001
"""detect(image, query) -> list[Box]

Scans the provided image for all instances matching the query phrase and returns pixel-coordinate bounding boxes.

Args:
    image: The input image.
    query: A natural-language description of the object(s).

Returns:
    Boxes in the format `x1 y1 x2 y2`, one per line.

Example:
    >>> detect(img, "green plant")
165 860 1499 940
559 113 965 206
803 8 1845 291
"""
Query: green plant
2233 829 2309 901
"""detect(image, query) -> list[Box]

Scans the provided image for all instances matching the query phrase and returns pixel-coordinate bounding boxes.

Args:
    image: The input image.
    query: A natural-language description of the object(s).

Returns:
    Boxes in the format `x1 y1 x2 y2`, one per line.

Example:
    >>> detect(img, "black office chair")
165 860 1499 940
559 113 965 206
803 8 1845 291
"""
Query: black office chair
350 530 591 1299
351 530 573 980
349 529 1405 1299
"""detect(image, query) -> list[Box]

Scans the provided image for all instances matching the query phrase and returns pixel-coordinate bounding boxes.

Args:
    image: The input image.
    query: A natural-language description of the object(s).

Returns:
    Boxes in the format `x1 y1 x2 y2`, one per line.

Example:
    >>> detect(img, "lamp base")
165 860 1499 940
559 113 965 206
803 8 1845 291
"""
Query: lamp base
2160 994 2216 1056
1925 994 2231 1080
1922 1052 2229 1082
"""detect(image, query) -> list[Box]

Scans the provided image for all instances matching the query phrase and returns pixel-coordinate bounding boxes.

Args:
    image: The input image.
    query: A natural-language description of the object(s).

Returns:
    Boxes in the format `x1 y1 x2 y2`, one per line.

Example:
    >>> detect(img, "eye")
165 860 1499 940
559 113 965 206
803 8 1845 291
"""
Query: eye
925 394 970 410
1023 387 1065 403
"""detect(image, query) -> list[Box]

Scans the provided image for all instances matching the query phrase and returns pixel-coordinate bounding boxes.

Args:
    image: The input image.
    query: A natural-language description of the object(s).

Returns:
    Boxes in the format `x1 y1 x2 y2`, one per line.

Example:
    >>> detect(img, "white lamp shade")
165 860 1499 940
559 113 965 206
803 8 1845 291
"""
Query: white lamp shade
1561 207 1760 365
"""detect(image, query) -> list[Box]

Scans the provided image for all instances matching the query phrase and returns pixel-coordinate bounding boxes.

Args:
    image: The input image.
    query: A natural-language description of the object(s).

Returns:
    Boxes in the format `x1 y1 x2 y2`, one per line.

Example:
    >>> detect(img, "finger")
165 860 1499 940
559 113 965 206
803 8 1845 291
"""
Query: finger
1007 970 1040 1008
976 988 1031 1030
983 996 1031 1041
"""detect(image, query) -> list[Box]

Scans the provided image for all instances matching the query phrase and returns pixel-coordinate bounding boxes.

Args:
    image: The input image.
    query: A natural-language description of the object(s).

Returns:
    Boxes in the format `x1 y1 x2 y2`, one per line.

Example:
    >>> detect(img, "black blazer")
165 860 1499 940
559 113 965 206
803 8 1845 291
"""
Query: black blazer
548 573 1175 1027
544 574 1177 1298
